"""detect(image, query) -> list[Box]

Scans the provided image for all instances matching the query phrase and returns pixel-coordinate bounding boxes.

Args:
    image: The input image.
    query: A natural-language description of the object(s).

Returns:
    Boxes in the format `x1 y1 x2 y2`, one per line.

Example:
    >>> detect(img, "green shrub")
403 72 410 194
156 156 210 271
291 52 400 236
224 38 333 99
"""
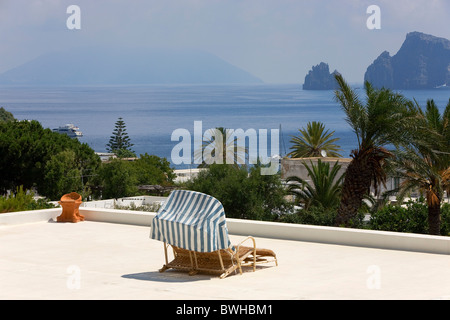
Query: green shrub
279 204 366 228
368 200 432 234
440 203 450 236
185 164 292 221
0 187 56 213
279 205 337 226
280 200 450 235
93 153 175 199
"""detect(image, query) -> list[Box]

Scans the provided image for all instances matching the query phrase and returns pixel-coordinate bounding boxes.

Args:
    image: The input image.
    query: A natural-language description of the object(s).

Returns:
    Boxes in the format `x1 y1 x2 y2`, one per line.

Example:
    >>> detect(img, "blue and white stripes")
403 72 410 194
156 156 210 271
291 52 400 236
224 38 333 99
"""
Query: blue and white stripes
150 190 231 252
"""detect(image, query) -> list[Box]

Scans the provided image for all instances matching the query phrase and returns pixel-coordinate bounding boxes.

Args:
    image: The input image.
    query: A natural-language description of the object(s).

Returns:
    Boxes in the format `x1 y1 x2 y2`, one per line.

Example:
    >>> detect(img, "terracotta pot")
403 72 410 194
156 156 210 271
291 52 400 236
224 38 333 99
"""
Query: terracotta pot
57 192 84 223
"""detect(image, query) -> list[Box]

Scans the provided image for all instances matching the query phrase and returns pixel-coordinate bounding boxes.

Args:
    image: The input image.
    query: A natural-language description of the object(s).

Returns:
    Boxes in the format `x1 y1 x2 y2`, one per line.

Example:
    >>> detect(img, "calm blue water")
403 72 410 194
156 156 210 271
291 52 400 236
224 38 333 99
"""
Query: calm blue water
1 84 449 169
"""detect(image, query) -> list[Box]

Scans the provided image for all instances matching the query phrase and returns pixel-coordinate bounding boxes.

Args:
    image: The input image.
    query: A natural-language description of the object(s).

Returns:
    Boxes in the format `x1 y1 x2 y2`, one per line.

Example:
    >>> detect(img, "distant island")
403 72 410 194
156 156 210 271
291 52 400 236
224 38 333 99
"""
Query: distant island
302 62 340 90
0 46 263 85
365 32 450 89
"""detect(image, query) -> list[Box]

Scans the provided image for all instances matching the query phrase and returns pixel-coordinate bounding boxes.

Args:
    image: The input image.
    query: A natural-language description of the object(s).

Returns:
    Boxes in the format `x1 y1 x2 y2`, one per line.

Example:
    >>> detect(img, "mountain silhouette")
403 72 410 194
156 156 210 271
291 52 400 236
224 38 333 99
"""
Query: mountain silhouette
0 46 263 85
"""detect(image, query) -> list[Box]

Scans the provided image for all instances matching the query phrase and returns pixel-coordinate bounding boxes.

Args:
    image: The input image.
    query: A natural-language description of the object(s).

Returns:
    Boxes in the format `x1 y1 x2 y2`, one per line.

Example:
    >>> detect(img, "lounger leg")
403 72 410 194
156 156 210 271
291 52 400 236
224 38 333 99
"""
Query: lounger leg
159 242 170 273
236 258 243 275
252 247 256 272
236 236 257 272
188 251 198 276
159 265 169 273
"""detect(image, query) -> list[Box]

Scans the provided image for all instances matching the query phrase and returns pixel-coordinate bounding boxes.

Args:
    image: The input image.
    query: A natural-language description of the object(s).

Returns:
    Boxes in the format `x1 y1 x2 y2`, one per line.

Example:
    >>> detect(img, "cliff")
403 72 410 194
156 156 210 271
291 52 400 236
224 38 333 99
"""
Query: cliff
303 62 340 90
364 32 450 89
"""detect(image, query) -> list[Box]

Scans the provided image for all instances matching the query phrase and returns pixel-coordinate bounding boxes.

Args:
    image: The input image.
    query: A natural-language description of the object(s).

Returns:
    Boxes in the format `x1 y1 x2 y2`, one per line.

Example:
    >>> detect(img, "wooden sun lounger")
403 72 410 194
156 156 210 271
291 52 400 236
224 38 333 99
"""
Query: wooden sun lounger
158 236 277 279
150 190 278 279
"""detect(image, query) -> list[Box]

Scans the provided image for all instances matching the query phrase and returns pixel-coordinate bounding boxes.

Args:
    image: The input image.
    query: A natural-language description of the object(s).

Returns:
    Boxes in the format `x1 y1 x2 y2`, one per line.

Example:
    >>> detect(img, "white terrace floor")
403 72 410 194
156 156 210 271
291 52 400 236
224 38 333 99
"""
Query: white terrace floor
2 220 450 300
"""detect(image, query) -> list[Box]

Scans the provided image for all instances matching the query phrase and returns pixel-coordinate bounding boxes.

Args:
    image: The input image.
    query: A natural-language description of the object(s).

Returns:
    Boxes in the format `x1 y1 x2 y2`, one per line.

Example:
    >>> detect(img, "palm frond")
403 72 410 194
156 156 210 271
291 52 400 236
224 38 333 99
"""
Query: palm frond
334 74 365 147
286 159 343 209
288 121 342 158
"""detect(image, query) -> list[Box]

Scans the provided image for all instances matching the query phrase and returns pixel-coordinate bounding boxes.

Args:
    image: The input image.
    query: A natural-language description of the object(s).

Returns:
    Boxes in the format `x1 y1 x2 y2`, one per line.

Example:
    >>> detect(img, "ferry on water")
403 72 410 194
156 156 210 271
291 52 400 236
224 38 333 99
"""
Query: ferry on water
52 124 83 138
435 83 449 89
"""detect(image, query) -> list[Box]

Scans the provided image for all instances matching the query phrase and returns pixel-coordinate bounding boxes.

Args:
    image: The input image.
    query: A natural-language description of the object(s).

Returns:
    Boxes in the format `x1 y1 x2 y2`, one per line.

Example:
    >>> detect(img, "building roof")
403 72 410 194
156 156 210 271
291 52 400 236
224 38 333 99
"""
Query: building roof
2 214 450 300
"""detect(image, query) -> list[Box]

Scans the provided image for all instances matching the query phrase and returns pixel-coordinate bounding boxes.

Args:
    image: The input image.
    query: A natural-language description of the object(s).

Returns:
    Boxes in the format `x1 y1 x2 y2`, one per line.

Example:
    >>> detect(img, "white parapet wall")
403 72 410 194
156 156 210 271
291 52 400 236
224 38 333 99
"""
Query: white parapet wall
0 208 61 226
80 207 155 226
224 218 450 255
2 207 450 255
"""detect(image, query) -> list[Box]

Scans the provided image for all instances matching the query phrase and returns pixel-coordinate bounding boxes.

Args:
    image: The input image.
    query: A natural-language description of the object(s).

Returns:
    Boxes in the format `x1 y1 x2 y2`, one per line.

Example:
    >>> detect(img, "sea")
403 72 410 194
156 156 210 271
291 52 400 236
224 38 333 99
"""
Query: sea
1 83 449 169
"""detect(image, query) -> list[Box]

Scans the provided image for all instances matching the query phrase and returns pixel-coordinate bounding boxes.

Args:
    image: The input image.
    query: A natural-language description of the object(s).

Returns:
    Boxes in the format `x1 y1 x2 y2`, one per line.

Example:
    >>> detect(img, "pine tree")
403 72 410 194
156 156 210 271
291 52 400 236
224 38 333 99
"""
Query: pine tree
106 117 135 157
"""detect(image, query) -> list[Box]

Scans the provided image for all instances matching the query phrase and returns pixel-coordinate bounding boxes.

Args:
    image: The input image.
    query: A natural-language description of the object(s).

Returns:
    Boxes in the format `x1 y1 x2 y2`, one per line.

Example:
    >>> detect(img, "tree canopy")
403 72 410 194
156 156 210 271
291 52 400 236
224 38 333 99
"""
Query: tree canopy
0 107 15 122
94 153 175 199
185 164 291 221
0 119 100 199
388 99 450 235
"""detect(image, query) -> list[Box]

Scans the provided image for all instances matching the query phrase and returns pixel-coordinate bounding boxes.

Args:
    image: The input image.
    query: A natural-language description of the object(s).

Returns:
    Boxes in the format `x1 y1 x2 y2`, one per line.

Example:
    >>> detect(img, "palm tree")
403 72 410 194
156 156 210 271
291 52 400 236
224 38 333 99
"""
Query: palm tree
194 127 247 167
288 121 342 158
390 99 450 235
286 159 344 210
333 74 415 227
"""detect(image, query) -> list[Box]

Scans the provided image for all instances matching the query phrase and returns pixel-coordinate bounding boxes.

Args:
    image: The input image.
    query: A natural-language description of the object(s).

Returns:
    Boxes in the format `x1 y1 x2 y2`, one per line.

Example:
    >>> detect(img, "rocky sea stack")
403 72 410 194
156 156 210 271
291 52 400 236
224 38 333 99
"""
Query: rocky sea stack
364 32 450 89
303 62 340 90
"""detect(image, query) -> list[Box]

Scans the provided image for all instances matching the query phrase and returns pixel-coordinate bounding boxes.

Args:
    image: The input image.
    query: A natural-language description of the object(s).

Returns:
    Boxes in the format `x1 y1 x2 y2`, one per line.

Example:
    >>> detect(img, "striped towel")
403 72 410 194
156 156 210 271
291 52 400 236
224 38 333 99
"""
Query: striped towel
150 190 231 252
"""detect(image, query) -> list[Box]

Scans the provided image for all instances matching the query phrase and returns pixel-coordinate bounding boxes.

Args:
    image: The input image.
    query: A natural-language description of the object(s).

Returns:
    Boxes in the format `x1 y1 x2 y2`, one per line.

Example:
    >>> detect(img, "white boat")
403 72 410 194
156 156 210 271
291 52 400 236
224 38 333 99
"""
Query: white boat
435 83 450 89
52 124 83 138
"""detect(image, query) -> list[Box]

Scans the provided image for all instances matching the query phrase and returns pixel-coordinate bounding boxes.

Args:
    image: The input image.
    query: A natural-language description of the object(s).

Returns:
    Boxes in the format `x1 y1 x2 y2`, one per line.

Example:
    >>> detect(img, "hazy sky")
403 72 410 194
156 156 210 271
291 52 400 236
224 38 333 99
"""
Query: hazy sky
0 0 449 83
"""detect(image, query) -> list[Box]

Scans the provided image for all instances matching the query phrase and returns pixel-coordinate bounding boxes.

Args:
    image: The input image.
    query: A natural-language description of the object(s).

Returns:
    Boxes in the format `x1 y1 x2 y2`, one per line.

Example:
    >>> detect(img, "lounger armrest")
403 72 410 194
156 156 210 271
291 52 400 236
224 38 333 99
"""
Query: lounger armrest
234 236 257 272
235 236 256 251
